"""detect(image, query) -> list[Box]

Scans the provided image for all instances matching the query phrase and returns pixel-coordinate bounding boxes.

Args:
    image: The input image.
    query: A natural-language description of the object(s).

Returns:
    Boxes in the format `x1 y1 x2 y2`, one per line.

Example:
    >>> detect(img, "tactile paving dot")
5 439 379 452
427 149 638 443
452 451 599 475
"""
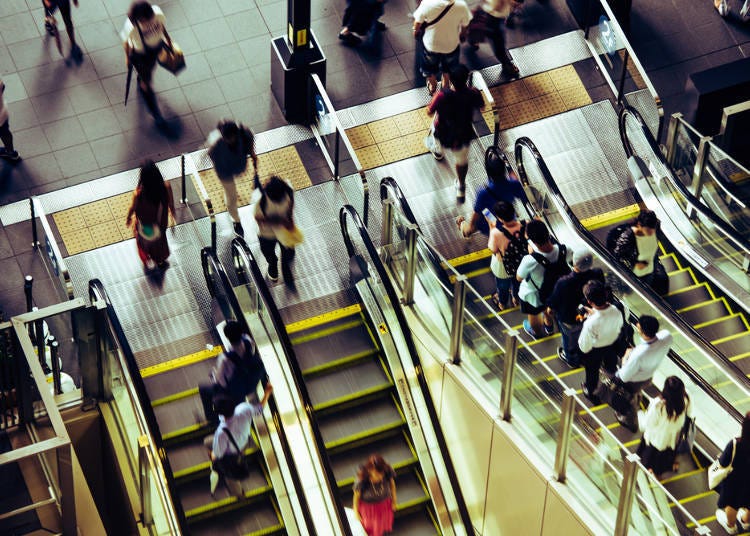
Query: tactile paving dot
256 153 278 175
421 109 435 130
107 193 133 221
401 131 430 159
548 65 581 91
393 110 428 136
496 106 519 130
522 72 557 98
378 136 413 163
63 227 95 256
53 207 87 234
268 146 303 172
345 125 376 149
355 145 386 170
284 166 313 190
530 92 566 117
78 198 114 227
558 85 592 110
367 117 400 144
494 80 531 107
89 222 124 248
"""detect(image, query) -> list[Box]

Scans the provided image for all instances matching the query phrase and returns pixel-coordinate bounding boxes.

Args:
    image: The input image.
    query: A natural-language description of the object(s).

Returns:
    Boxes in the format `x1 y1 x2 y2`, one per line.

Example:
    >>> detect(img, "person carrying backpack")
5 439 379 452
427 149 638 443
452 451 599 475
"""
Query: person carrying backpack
199 321 273 428
487 201 527 310
516 220 570 339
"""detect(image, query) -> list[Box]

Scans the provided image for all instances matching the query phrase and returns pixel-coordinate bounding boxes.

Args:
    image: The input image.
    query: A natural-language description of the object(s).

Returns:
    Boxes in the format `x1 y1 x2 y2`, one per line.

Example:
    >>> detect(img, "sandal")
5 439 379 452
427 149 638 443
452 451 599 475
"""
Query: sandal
427 78 438 96
491 293 504 311
456 216 470 239
672 461 679 472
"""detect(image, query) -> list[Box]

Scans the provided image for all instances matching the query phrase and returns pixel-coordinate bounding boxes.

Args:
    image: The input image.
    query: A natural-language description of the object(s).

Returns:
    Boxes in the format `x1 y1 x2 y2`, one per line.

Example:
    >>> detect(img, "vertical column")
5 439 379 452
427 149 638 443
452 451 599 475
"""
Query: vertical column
553 388 577 482
664 113 683 166
402 225 418 306
287 0 311 49
614 453 640 536
688 136 711 218
449 275 467 364
58 445 77 535
500 329 519 421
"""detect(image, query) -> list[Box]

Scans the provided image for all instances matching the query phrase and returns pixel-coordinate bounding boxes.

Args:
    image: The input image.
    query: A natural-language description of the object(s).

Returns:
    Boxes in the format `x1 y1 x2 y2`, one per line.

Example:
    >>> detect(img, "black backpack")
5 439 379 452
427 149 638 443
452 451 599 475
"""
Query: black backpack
606 223 630 252
529 244 571 302
499 220 527 277
212 427 250 479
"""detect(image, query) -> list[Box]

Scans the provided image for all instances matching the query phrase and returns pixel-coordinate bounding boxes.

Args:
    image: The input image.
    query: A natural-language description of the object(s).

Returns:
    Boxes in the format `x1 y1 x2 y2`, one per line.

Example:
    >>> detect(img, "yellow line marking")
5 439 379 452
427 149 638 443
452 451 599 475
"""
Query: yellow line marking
712 330 750 345
676 298 727 315
449 266 490 283
141 346 223 378
675 490 714 506
659 468 704 484
693 313 742 330
152 387 198 407
730 351 750 361
579 204 640 230
286 304 362 334
447 249 492 268
290 319 362 345
665 282 712 299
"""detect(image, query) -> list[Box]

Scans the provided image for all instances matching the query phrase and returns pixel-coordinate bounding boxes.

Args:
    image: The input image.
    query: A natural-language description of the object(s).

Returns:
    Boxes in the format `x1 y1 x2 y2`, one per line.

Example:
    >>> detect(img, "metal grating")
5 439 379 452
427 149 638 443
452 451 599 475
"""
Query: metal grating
624 89 661 140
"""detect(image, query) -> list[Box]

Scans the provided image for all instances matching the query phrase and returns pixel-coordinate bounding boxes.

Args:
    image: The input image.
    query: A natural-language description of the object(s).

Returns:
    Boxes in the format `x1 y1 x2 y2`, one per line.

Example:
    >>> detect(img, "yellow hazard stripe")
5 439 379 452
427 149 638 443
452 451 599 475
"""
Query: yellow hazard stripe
286 304 362 334
579 204 640 230
141 346 223 378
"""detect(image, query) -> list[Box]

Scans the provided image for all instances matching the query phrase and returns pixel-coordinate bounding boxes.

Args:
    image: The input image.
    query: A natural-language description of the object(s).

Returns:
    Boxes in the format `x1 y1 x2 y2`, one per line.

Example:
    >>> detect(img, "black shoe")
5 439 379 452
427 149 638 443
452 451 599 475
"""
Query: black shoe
157 260 170 270
557 347 576 368
581 383 600 405
233 222 244 237
615 412 639 433
338 32 361 46
267 266 279 282
502 61 520 79
70 43 83 61
375 20 387 31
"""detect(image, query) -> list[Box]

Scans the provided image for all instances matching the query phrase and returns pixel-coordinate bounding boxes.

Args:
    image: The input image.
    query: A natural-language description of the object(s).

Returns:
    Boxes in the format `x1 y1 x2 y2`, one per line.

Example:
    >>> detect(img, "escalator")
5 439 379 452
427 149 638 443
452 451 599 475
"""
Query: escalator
91 251 316 534
377 139 750 533
231 214 473 535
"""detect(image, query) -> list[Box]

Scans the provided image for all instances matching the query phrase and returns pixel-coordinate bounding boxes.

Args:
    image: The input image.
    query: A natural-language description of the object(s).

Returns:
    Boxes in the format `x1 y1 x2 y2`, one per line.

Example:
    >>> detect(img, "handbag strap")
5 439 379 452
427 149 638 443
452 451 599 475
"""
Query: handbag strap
423 2 454 29
728 438 737 467
222 426 243 455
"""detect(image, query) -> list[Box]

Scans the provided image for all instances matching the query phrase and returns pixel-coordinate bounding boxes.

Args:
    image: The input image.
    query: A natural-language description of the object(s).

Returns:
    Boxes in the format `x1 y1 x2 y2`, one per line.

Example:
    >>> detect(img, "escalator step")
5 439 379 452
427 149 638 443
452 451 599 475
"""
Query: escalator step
143 358 216 401
664 286 713 311
339 469 430 516
306 359 391 408
392 506 440 535
660 255 679 273
675 492 717 526
668 269 696 290
187 495 282 535
293 320 375 372
167 438 212 477
678 300 731 326
330 432 416 486
153 392 205 438
465 271 496 299
714 331 750 361
317 397 403 447
662 469 708 501
178 456 268 513
695 315 748 342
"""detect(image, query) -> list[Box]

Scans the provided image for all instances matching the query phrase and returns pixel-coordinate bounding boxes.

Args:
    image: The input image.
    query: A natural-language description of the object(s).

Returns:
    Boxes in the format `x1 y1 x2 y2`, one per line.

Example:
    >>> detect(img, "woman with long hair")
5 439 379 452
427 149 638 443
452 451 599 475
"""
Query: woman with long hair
610 209 669 294
352 454 397 536
126 160 175 270
714 412 750 534
636 376 691 476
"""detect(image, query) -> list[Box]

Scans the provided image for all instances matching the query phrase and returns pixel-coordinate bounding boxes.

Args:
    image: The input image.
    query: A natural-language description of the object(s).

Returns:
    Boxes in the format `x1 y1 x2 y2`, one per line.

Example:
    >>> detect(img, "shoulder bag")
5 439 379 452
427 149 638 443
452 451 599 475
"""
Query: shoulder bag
676 414 696 454
414 2 454 40
707 439 736 489
136 202 163 243
212 427 251 480
594 372 634 415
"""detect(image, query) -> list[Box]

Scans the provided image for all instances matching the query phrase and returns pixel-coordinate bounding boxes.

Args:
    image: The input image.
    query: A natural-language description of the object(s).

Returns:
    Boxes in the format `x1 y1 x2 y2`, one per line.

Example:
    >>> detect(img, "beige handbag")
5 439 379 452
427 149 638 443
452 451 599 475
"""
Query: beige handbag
707 439 736 490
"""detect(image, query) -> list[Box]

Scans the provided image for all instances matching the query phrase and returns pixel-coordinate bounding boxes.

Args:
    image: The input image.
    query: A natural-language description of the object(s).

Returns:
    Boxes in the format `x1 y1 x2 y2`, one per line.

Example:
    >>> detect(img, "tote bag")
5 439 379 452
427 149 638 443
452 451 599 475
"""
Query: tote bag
707 439 736 490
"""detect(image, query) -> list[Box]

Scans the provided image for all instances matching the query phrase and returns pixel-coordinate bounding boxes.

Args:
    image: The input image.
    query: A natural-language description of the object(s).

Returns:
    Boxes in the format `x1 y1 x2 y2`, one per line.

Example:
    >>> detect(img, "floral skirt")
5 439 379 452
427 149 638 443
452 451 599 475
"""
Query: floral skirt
358 498 393 536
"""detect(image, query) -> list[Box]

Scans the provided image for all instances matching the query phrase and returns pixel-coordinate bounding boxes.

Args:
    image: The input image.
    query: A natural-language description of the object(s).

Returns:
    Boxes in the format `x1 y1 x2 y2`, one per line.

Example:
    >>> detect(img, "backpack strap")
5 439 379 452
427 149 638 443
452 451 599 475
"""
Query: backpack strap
499 219 525 242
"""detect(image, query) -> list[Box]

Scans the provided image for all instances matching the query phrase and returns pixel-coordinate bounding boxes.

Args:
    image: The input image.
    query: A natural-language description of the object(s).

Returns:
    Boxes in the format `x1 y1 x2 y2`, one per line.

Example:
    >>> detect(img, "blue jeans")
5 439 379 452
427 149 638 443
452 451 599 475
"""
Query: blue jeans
557 316 582 365
421 45 461 78
495 277 519 308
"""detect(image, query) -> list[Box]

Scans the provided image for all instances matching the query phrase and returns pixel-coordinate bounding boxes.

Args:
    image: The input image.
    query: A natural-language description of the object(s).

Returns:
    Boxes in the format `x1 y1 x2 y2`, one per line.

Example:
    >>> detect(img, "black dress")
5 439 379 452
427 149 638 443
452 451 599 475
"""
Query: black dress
716 439 750 509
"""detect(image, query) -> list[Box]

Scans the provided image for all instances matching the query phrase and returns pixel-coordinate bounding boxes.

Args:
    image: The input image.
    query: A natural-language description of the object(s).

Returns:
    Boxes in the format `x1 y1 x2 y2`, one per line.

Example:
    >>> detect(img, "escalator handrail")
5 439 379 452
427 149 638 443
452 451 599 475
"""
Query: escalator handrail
513 136 747 425
339 204 474 534
200 247 320 536
620 106 750 257
228 238 352 536
87 278 188 532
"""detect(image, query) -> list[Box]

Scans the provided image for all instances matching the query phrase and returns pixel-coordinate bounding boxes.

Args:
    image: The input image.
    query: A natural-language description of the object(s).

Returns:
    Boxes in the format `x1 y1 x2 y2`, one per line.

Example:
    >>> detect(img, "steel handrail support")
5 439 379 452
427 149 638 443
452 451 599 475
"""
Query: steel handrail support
449 275 467 365
614 453 639 536
499 329 519 422
29 196 74 300
553 387 577 482
138 435 153 527
471 70 499 148
403 224 418 305
183 152 217 252
688 136 712 218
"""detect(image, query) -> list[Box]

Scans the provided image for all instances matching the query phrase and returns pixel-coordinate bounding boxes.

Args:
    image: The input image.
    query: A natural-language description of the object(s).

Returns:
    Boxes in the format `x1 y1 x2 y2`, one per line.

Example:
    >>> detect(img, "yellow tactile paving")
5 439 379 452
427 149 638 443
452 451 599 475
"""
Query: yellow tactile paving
548 65 582 90
494 80 532 106
619 50 646 90
522 72 557 98
393 109 429 136
530 92 567 116
355 145 386 170
558 85 593 110
53 207 87 234
63 227 95 256
78 198 114 227
89 222 125 248
378 136 415 162
367 117 401 144
345 124 376 149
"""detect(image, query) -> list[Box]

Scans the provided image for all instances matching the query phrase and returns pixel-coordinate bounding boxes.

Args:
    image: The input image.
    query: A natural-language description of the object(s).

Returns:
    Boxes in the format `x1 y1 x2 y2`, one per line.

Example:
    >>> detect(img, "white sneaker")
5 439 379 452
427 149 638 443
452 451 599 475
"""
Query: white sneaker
716 509 739 535
209 469 220 496
741 0 749 20
455 180 465 200
737 508 750 531
423 135 443 160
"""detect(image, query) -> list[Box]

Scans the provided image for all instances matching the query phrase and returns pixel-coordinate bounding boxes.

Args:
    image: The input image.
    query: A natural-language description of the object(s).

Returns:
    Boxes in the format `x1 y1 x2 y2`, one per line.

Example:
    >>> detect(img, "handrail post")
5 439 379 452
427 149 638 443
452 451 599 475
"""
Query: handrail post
553 387 577 482
139 435 153 527
30 198 38 247
402 225 418 305
58 444 77 535
24 276 33 313
50 340 61 395
688 136 711 218
334 130 340 180
614 453 639 536
180 154 187 204
616 51 629 105
449 275 467 364
381 198 393 247
742 253 750 274
664 113 682 166
211 218 217 254
500 328 518 421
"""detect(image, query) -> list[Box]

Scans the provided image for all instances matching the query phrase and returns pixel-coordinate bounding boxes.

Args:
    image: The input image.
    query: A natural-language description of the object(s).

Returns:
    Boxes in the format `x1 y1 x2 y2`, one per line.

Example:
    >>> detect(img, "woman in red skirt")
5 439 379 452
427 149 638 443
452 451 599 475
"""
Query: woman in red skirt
353 455 397 536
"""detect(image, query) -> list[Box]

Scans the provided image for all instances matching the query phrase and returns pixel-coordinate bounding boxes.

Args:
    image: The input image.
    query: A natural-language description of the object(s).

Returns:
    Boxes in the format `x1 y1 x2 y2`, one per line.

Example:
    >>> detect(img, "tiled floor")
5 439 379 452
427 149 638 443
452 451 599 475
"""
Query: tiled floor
0 1 749 316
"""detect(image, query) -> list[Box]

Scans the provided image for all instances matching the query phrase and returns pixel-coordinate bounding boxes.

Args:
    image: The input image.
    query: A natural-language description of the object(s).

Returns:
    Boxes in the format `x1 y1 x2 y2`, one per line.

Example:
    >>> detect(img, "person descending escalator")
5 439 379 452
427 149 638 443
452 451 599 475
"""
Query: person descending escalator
353 455 397 536
714 412 750 535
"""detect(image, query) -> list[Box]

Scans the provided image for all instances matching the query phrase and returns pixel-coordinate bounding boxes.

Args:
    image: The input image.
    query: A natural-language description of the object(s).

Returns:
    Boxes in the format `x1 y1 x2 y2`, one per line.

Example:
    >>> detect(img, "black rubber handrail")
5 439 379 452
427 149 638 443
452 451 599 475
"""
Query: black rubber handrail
229 238 352 536
88 279 189 531
619 106 750 258
339 204 475 533
200 247 320 535
513 136 746 424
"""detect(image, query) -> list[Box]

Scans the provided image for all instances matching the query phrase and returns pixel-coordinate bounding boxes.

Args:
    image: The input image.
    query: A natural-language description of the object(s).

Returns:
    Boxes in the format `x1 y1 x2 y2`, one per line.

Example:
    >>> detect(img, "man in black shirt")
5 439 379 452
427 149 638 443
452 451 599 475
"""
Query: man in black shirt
546 248 604 367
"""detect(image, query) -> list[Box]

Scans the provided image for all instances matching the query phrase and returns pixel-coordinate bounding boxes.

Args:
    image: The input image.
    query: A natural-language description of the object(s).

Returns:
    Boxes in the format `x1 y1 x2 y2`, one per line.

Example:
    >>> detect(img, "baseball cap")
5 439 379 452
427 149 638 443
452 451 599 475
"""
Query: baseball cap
573 248 593 270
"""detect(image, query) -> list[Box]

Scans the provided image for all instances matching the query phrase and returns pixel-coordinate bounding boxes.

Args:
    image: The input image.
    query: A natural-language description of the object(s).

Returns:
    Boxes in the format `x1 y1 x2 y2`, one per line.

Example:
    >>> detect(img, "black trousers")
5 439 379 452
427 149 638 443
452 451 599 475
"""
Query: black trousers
583 344 618 393
259 236 295 277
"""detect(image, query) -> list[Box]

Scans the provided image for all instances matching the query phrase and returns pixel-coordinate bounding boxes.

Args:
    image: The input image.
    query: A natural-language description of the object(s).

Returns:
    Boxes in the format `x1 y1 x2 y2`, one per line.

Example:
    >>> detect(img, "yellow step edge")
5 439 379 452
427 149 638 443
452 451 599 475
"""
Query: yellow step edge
729 351 750 361
302 348 379 377
545 368 580 381
675 490 715 507
659 467 704 484
578 403 608 415
665 282 713 299
669 267 698 282
290 318 363 345
324 420 404 450
676 298 727 315
152 387 199 407
141 346 224 378
449 266 490 284
286 304 362 334
184 484 273 518
693 312 744 330
313 383 393 412
447 248 491 268
711 329 750 346
579 204 640 230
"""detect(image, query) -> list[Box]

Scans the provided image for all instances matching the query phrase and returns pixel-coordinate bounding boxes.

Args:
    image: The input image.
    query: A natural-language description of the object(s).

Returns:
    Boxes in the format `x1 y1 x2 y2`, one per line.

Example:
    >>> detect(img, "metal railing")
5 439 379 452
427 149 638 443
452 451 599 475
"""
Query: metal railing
29 196 74 300
180 152 217 252
471 71 500 148
201 246 323 535
230 238 352 536
89 280 185 534
340 204 474 535
310 73 369 226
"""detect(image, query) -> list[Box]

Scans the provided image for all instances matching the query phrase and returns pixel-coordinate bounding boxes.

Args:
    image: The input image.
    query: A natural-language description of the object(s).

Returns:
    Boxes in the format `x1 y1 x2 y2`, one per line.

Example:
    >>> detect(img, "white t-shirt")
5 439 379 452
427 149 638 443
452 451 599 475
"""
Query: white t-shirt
633 233 658 276
578 304 623 354
517 243 560 307
414 0 471 54
0 79 8 126
212 402 261 458
121 5 167 53
640 397 691 451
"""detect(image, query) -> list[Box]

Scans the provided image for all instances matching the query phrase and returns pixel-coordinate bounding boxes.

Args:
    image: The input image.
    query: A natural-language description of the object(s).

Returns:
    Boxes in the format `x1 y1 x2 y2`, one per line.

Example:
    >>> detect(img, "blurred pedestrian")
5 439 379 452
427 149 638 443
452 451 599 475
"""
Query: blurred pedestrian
610 209 669 295
339 0 387 45
0 79 20 162
413 0 472 95
353 455 397 536
121 1 174 125
466 0 519 77
254 176 302 285
636 376 691 477
206 119 258 237
43 0 82 61
714 411 750 534
125 161 175 270
425 64 483 200
487 201 527 310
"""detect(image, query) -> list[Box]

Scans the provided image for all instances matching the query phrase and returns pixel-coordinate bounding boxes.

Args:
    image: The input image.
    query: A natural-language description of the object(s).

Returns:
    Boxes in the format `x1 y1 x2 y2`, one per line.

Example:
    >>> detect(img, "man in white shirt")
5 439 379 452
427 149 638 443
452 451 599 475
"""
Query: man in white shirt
413 0 472 94
614 315 672 431
578 280 623 402
0 79 20 162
